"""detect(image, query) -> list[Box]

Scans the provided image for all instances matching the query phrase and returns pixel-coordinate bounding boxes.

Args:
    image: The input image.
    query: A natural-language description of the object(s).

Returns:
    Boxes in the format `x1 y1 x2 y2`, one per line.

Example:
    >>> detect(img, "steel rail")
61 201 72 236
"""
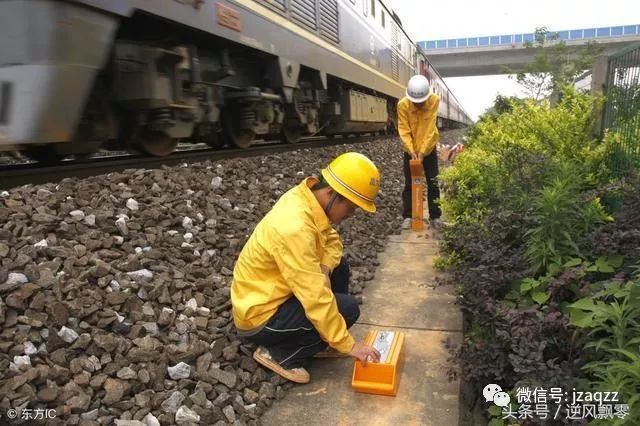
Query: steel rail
0 135 383 190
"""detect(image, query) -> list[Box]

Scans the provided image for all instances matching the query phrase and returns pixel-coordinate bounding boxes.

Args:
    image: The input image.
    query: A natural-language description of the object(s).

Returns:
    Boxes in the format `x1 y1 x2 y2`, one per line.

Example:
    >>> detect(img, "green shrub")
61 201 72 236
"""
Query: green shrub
438 87 640 425
524 167 612 273
440 88 607 224
569 278 640 424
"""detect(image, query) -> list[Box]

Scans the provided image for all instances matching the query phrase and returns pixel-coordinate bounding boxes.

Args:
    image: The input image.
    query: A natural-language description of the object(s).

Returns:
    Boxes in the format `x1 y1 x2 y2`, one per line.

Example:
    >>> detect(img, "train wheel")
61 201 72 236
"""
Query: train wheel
227 127 255 149
223 113 255 148
282 121 303 144
137 130 178 156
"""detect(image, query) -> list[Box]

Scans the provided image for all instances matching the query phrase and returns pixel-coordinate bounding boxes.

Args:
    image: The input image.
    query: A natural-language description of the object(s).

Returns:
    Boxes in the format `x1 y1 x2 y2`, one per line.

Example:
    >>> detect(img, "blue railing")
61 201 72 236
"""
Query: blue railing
420 25 640 50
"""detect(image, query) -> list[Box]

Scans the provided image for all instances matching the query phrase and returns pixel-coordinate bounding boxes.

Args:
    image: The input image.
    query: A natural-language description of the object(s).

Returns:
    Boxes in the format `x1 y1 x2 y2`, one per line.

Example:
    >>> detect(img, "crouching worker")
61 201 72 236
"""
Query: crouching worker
231 152 382 383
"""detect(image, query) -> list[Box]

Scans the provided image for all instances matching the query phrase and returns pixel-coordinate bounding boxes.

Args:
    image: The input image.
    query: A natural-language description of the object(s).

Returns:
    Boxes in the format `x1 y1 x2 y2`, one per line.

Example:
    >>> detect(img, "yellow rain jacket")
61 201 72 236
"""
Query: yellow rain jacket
231 177 355 353
397 94 440 155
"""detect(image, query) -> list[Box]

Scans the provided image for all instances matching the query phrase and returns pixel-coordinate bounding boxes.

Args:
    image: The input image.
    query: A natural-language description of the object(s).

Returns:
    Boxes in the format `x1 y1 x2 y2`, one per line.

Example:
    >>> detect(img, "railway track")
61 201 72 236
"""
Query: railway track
0 135 383 190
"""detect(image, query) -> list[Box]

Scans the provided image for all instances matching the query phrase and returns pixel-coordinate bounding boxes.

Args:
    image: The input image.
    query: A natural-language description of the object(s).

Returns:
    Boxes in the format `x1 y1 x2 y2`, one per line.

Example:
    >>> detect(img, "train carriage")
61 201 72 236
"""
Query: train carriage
0 0 471 159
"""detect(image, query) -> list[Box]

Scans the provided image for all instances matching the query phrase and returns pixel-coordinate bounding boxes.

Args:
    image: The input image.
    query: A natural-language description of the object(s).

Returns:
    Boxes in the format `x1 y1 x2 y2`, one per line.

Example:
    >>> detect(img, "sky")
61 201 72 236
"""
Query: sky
388 0 640 120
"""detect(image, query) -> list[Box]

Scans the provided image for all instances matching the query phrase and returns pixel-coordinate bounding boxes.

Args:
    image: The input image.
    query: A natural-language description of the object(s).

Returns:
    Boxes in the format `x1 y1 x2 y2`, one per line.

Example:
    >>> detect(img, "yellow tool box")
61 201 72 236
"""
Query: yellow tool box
351 330 405 396
409 159 425 231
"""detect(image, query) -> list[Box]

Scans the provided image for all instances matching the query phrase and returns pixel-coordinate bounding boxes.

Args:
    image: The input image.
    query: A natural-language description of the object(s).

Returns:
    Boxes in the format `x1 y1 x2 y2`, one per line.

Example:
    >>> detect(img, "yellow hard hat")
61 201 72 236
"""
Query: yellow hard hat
321 152 380 213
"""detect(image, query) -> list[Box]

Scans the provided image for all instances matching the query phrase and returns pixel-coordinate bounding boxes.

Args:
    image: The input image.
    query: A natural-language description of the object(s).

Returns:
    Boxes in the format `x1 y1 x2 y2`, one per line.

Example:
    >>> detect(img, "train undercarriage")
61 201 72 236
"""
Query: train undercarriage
2 7 394 161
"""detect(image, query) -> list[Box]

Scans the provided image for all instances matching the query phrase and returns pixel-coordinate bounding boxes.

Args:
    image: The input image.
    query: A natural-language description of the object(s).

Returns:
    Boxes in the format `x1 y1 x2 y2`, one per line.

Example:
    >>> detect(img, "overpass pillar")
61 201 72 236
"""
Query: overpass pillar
591 55 609 136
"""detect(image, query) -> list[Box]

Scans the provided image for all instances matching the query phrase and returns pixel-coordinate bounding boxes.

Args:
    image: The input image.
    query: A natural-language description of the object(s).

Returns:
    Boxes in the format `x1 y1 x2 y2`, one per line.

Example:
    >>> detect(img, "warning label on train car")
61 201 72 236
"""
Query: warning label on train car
217 3 241 32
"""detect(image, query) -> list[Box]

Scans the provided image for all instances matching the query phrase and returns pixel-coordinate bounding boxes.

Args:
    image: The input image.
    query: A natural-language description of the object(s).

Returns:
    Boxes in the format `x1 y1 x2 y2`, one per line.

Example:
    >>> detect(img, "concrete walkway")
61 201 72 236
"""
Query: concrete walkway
261 227 463 426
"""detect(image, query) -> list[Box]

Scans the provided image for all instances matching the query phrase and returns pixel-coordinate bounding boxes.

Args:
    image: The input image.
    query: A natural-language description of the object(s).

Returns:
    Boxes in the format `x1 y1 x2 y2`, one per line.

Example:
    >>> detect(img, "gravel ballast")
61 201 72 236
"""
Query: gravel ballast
0 131 465 425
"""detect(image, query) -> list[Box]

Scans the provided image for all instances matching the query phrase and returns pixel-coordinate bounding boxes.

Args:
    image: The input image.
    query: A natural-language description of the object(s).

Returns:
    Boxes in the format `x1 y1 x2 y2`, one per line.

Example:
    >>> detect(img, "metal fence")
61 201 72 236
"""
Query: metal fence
602 43 640 176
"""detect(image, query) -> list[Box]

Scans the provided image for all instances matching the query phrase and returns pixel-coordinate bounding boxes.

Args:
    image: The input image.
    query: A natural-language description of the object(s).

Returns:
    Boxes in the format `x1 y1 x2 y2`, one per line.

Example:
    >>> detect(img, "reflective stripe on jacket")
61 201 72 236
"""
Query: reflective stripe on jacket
397 94 440 155
231 177 354 353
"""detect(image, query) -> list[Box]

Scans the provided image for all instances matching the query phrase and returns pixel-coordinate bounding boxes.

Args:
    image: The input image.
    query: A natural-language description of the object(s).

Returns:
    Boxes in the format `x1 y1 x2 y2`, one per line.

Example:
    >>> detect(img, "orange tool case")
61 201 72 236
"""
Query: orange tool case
351 330 405 396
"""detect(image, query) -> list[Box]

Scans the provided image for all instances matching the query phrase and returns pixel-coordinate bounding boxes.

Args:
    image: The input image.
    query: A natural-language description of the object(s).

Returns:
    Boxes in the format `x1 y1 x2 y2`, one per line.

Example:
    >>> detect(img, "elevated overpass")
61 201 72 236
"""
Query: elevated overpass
419 25 640 77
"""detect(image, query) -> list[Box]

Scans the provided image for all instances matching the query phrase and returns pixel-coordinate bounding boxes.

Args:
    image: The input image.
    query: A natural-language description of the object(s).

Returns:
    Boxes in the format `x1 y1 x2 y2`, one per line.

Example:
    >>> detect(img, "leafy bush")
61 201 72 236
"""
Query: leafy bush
570 278 640 424
440 88 606 223
524 170 612 273
439 87 640 424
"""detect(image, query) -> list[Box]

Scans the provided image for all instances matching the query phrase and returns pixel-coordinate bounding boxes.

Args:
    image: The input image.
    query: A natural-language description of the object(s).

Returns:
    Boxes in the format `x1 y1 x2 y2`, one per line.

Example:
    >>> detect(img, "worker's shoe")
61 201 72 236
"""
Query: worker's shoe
313 347 348 358
401 218 411 230
253 346 310 384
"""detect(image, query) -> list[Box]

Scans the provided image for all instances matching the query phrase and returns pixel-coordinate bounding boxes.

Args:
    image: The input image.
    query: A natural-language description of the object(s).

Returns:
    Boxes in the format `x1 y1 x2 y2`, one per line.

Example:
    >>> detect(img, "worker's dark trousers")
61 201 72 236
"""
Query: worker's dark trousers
402 150 442 220
245 257 359 369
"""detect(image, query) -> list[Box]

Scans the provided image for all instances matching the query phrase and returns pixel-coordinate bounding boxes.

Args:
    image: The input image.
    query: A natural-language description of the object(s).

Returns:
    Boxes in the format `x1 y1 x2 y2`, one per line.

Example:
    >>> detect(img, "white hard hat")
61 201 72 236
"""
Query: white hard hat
406 75 430 103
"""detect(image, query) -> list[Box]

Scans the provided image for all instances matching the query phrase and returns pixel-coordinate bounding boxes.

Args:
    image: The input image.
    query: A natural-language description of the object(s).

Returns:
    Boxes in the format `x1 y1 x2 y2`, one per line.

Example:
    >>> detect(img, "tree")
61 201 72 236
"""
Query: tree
491 95 525 115
504 27 604 101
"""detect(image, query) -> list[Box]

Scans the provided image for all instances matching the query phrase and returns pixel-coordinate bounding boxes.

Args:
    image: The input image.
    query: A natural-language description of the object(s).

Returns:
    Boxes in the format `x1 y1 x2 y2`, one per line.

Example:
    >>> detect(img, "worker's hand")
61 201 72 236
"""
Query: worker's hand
417 152 424 161
349 342 381 364
410 152 420 161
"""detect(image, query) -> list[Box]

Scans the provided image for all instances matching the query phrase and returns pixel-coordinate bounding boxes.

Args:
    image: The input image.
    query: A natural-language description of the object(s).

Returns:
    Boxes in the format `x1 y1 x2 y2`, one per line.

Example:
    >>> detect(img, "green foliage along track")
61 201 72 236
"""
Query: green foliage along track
437 88 640 425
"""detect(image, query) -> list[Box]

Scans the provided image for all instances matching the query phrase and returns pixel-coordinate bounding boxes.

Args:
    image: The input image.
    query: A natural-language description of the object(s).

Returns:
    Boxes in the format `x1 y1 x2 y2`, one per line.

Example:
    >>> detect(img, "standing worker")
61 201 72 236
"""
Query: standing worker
397 74 442 230
231 152 382 384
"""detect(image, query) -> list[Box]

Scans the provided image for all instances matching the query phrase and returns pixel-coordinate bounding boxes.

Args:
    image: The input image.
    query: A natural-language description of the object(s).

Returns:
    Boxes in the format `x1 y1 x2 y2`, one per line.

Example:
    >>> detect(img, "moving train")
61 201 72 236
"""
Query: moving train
0 0 472 159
